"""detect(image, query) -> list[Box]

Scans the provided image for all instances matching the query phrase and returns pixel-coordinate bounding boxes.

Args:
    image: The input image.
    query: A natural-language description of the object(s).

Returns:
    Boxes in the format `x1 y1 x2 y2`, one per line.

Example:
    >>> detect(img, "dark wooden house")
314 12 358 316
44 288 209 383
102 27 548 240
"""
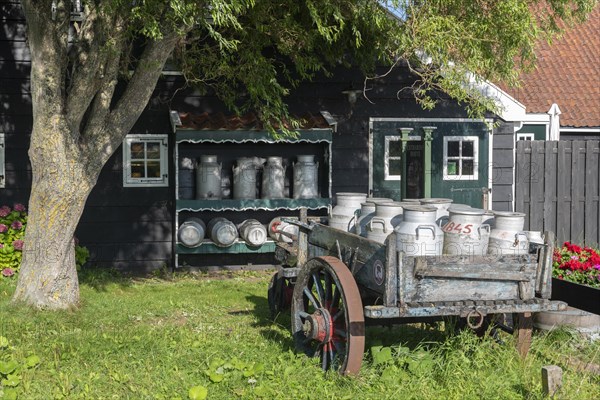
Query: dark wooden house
1 0 534 272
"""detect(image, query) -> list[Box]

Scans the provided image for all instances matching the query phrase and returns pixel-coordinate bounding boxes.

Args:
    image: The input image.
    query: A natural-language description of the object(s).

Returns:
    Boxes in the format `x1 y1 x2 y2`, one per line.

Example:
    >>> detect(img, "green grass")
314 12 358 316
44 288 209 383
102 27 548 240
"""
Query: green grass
0 269 598 399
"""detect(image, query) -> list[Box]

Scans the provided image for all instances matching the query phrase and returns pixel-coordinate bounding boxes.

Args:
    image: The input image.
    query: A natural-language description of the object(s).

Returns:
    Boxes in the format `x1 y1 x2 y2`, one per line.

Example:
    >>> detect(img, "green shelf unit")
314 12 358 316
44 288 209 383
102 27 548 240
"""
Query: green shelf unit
176 198 331 212
177 240 277 254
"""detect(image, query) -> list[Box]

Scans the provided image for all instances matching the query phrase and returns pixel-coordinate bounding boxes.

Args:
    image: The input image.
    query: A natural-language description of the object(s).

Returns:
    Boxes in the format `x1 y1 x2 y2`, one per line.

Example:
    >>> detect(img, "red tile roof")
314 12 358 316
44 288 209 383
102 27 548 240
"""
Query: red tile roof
177 111 332 130
503 6 600 128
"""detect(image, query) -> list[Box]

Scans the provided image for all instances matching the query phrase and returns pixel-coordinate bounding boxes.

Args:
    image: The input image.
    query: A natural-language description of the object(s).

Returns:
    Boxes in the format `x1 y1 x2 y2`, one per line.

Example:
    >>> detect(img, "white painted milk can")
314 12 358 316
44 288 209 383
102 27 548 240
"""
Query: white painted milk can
366 202 406 243
420 198 454 226
487 211 529 256
238 219 268 247
233 157 264 199
442 208 490 256
329 192 367 232
355 198 392 237
395 205 443 256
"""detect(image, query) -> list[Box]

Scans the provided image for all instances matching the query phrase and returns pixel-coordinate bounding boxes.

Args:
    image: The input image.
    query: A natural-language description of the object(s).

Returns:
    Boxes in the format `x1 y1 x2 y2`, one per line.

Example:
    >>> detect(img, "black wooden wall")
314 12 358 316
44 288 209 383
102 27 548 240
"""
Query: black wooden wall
1 0 517 272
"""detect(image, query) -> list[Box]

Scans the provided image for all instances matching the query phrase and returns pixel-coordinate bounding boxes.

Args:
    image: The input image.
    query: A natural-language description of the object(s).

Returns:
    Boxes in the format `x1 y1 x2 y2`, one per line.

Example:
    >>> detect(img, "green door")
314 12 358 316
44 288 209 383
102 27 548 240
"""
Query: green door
371 119 489 207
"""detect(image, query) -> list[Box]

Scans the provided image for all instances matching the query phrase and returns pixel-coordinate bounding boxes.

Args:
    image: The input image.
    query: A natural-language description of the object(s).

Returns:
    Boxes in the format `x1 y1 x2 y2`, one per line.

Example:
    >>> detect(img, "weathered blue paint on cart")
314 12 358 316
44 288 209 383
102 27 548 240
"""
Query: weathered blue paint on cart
269 221 567 375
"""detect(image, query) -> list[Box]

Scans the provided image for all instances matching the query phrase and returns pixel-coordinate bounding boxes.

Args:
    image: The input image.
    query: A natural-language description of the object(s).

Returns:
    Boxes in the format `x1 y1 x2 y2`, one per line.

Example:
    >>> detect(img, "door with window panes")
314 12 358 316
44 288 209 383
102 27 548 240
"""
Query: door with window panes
371 120 489 207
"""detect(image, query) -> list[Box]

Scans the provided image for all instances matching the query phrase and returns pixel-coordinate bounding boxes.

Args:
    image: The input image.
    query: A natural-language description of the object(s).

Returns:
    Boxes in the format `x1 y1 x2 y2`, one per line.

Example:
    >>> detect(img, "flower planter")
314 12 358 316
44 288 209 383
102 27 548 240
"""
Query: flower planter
551 278 600 315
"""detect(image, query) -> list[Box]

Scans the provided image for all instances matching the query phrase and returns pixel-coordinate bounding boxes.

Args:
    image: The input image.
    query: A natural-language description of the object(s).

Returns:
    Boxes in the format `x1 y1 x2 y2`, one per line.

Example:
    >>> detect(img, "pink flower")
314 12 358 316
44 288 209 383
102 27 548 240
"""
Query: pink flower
0 224 7 233
10 221 22 230
0 206 10 217
12 240 24 251
1 268 14 277
0 243 3 249
13 203 26 212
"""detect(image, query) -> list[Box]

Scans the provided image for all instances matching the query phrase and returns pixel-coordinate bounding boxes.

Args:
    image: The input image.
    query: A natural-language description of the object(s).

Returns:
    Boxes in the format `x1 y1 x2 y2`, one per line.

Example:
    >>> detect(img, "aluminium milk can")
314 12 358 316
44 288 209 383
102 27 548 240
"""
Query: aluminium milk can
262 156 286 199
420 198 454 227
178 157 195 200
293 155 319 199
487 211 529 256
442 208 490 256
233 157 264 199
268 217 299 244
328 192 367 232
196 155 222 199
207 217 238 247
178 217 206 247
395 205 443 256
355 198 393 237
366 202 407 243
238 219 268 247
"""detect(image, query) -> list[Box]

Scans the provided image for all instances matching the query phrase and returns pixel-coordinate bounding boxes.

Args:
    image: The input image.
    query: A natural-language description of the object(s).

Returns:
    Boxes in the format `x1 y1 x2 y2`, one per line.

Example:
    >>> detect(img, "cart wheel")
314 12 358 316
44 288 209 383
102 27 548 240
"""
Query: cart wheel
514 312 533 358
291 256 365 375
268 272 293 319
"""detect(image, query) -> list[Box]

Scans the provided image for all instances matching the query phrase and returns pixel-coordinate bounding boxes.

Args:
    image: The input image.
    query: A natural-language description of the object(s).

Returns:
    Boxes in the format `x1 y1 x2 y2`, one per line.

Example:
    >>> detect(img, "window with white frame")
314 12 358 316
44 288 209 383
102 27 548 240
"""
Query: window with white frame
443 136 478 180
122 135 168 187
384 136 402 180
517 133 534 141
0 133 5 188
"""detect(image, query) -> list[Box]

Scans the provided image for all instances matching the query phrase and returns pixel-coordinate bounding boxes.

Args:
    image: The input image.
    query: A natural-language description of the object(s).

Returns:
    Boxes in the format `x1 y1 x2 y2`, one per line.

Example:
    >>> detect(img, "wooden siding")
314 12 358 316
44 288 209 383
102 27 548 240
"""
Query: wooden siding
492 121 517 211
515 140 600 246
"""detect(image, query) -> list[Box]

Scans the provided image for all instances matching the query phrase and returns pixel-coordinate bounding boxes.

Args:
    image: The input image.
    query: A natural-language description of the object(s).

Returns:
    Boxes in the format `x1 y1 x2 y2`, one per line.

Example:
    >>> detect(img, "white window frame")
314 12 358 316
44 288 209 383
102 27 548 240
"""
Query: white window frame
0 133 5 188
517 133 535 141
122 134 168 187
443 136 479 181
384 135 420 181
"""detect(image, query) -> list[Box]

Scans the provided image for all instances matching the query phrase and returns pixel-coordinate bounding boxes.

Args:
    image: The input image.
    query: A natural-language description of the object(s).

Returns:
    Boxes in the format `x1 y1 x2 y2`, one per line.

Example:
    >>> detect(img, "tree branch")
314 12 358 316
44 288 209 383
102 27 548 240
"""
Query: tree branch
92 32 181 163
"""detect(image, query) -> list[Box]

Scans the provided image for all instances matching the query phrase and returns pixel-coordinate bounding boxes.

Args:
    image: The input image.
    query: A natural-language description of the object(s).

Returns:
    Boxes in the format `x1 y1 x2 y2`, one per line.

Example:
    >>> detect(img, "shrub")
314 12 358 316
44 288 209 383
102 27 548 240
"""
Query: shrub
552 241 600 288
0 204 89 278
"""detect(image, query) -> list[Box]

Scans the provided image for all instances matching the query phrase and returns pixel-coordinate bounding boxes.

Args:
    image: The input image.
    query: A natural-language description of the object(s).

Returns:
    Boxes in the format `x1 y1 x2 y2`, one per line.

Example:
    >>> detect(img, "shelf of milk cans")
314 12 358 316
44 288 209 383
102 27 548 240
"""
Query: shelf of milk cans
173 129 332 267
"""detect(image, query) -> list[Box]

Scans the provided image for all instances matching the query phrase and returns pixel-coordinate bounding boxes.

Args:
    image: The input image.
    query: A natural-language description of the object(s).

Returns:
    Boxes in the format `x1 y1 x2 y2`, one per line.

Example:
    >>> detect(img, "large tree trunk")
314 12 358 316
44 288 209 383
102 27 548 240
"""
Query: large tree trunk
12 1 181 309
13 117 97 309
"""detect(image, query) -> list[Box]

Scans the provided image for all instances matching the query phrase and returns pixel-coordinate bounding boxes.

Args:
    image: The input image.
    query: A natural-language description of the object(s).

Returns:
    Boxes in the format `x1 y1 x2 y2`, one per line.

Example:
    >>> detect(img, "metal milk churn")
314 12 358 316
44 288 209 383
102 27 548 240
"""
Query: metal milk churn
268 217 299 243
261 156 286 199
207 217 238 247
178 157 195 200
487 211 529 256
366 202 407 243
442 208 490 256
420 198 454 227
395 205 443 256
178 217 206 247
328 192 367 232
233 157 264 199
293 155 319 199
355 198 392 237
196 155 222 199
238 219 268 247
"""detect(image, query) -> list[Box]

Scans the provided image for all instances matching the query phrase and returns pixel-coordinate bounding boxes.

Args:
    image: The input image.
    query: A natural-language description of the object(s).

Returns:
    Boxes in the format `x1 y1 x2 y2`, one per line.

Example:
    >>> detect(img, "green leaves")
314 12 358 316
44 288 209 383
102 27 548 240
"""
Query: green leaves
188 385 208 400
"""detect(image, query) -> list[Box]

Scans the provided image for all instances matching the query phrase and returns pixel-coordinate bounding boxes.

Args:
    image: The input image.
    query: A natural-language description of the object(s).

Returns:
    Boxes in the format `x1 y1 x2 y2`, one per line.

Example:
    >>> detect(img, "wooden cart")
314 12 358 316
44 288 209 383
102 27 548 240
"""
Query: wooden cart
268 221 567 375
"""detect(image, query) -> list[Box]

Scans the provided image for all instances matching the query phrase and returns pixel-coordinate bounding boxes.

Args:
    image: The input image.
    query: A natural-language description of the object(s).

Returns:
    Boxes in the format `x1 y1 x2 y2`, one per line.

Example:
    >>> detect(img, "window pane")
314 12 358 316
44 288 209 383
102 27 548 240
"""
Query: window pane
462 141 474 157
447 141 460 157
146 142 161 159
388 140 402 157
462 160 474 176
146 161 161 178
389 159 402 176
130 142 145 159
131 162 145 178
447 160 458 175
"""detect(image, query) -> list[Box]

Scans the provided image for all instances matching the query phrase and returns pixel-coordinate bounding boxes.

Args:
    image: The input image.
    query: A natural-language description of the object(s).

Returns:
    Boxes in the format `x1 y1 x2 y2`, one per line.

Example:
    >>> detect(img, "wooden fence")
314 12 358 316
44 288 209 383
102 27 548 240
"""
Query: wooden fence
515 140 600 247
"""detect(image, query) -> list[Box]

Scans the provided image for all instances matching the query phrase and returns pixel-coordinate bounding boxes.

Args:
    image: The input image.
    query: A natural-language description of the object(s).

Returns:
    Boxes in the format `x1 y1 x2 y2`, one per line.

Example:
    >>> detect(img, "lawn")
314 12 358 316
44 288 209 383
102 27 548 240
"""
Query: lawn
0 269 598 399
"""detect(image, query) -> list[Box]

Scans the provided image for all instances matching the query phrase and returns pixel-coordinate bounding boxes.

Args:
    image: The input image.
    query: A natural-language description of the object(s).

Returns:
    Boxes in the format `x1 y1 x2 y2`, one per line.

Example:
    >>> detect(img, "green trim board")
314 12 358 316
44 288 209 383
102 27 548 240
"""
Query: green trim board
176 129 332 144
177 198 331 212
177 241 276 254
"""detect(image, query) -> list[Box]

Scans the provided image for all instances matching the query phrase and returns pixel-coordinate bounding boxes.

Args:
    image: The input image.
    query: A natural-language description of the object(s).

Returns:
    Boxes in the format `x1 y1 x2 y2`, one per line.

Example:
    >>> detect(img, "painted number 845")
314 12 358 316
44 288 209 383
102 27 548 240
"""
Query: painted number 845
442 222 473 234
